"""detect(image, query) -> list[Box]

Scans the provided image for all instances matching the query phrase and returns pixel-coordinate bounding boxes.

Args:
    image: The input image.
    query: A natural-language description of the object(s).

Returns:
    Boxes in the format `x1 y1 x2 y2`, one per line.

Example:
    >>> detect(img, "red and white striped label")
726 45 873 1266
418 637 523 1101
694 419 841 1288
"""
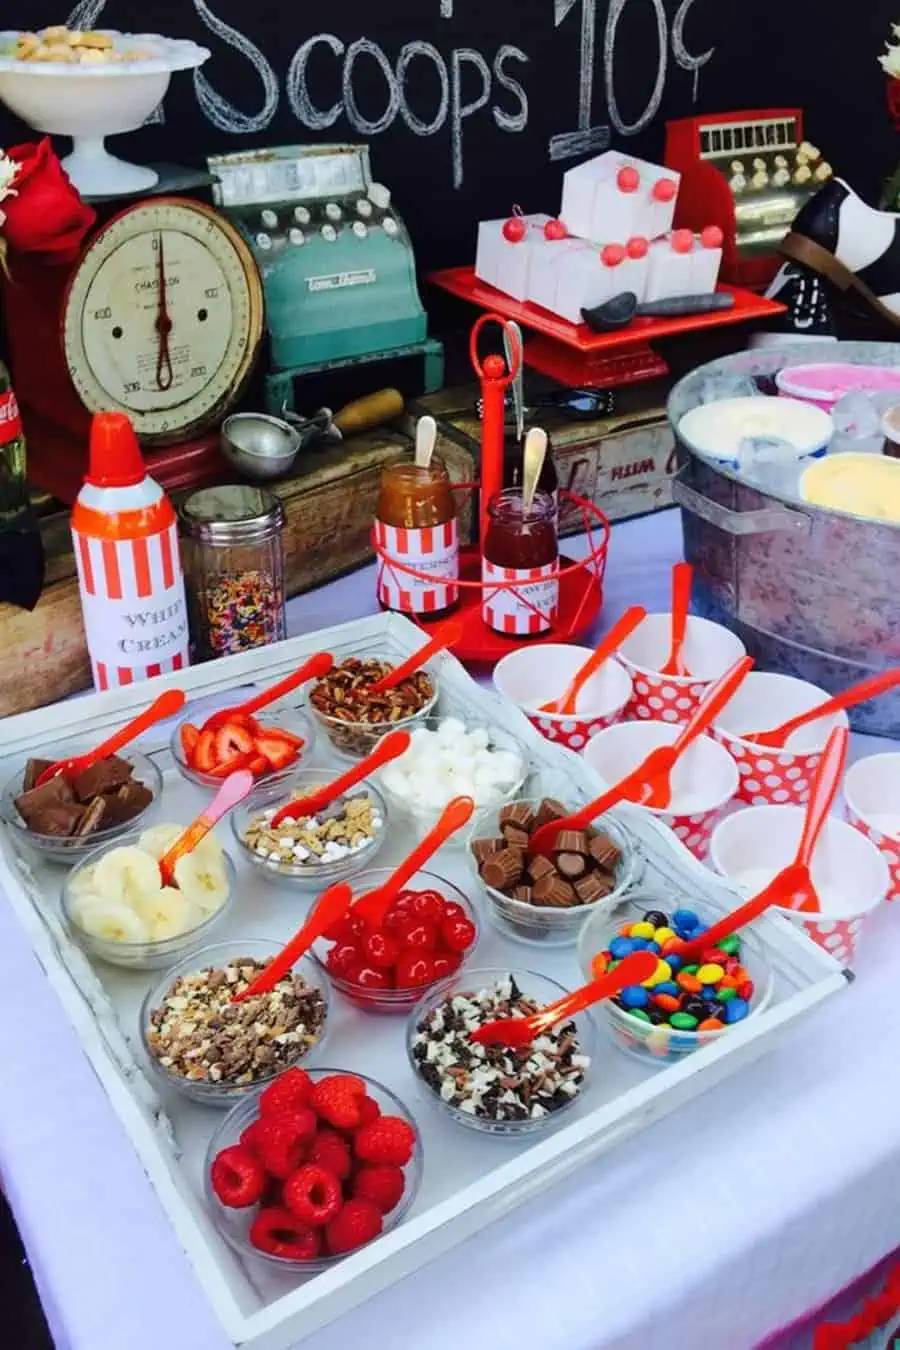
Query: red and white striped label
0 390 23 446
481 557 559 635
375 517 459 614
72 520 190 691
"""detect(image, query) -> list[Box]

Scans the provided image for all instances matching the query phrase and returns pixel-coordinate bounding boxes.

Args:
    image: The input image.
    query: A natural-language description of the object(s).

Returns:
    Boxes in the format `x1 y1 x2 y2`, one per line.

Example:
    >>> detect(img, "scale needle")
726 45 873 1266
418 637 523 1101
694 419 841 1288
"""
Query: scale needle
154 231 174 393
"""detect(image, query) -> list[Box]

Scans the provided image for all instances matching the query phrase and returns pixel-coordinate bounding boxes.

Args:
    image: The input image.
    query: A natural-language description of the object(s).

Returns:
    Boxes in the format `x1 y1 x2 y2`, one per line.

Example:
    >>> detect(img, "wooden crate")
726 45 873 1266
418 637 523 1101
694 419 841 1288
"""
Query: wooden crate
0 430 475 716
407 381 676 534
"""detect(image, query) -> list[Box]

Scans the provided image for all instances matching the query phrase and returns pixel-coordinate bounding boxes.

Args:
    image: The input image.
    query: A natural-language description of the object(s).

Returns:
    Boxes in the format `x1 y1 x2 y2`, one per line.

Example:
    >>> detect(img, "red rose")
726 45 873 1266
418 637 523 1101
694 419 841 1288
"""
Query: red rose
2 138 95 264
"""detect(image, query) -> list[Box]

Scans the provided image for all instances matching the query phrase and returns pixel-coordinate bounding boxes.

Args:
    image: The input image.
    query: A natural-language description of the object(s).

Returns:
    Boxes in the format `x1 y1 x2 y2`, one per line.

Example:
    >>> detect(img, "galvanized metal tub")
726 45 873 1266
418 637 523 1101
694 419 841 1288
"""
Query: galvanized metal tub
668 341 900 739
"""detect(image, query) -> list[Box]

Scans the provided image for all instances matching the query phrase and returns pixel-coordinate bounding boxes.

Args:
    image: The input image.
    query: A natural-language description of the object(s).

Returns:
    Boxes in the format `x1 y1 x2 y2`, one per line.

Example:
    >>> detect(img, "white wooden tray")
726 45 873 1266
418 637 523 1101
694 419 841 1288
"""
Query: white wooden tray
0 613 847 1350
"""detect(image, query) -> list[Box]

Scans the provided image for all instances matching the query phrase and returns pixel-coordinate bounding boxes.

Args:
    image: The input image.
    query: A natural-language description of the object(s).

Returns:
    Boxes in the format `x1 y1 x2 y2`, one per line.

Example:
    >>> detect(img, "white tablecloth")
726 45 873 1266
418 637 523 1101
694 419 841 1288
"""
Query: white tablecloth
3 507 900 1350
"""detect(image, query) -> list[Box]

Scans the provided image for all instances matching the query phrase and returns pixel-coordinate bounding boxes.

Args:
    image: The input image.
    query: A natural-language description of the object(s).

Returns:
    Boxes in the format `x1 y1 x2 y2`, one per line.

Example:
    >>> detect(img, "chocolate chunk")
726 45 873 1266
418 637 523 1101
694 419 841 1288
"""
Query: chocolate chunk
574 871 614 903
71 754 133 803
27 803 85 837
102 780 153 826
499 802 535 831
588 833 621 870
15 772 75 826
532 874 576 907
481 848 524 891
512 885 534 903
471 836 505 864
74 796 107 837
22 759 54 791
555 829 589 856
533 798 568 829
527 853 556 883
557 851 587 880
502 824 530 849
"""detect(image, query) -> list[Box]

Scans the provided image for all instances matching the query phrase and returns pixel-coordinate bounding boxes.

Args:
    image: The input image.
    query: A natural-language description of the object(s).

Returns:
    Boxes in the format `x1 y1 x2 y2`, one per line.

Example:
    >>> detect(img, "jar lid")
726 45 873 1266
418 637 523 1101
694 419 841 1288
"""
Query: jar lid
179 485 285 544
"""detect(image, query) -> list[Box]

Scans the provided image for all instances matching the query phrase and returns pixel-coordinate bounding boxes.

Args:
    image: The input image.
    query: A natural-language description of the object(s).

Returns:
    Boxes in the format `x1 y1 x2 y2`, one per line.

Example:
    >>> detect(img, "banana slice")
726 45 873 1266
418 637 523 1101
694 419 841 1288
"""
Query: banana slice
134 885 194 941
173 850 230 916
72 895 150 944
139 823 222 865
69 863 98 897
93 844 163 908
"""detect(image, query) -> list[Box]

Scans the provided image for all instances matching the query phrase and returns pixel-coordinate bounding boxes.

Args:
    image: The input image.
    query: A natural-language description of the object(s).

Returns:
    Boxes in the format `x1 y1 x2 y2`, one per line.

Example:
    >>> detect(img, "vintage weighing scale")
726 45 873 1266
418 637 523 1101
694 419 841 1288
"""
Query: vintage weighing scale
207 145 444 416
665 110 835 290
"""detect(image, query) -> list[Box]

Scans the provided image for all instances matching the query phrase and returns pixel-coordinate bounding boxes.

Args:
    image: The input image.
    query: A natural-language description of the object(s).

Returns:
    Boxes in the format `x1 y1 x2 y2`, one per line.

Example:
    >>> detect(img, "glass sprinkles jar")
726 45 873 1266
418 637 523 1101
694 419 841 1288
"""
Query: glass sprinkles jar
179 486 286 661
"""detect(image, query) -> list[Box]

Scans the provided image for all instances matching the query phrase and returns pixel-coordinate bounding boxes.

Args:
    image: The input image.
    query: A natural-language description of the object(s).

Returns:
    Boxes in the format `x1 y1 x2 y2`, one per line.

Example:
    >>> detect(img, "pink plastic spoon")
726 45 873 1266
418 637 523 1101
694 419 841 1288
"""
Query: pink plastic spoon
159 769 254 886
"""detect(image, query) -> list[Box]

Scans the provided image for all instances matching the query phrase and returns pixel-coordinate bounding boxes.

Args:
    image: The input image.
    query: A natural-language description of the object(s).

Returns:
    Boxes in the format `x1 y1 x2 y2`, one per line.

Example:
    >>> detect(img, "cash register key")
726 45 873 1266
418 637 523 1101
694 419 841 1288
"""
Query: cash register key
261 208 279 229
288 228 306 246
799 141 821 162
814 162 833 181
774 154 788 169
356 198 373 218
730 159 744 174
382 217 399 237
325 202 343 222
352 221 368 239
751 169 769 189
368 182 391 210
294 206 311 226
321 224 338 242
730 173 747 193
794 164 813 185
772 168 791 187
752 157 766 172
255 232 273 250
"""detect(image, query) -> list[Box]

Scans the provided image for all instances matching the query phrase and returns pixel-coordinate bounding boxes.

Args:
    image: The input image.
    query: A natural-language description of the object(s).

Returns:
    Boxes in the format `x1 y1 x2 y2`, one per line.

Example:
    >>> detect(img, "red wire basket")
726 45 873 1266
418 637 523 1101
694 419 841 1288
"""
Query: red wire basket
372 485 611 664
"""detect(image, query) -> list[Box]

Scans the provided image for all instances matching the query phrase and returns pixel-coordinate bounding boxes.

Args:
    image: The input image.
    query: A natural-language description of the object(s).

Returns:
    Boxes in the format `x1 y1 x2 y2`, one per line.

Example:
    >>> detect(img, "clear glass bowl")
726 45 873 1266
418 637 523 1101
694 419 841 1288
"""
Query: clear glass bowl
0 748 162 865
140 940 330 1107
375 716 530 846
230 772 389 890
203 1067 423 1271
310 867 480 1014
170 707 316 791
467 796 638 947
306 674 439 761
576 892 774 1066
407 966 597 1136
62 828 236 970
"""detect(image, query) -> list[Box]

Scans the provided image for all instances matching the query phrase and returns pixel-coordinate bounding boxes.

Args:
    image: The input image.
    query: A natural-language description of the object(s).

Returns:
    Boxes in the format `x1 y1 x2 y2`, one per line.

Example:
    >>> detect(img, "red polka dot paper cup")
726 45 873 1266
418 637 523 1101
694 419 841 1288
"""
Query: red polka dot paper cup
617 614 746 723
844 753 900 902
709 804 890 966
493 644 632 753
583 719 739 860
713 671 849 807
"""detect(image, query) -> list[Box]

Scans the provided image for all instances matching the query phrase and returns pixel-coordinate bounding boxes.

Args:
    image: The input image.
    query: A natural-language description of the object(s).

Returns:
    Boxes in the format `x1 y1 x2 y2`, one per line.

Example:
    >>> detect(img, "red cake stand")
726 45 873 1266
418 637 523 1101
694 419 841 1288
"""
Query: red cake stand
430 267 785 388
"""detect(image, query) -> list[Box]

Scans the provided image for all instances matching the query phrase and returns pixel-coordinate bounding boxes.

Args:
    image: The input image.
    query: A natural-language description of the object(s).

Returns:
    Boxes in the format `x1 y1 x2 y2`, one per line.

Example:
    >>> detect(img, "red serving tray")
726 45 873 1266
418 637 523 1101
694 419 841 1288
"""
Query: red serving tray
429 267 786 387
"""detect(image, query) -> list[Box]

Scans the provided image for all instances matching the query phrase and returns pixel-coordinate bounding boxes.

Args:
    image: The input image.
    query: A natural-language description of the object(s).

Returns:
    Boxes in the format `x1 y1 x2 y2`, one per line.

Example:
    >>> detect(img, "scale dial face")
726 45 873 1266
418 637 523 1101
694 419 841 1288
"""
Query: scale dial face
63 197 264 443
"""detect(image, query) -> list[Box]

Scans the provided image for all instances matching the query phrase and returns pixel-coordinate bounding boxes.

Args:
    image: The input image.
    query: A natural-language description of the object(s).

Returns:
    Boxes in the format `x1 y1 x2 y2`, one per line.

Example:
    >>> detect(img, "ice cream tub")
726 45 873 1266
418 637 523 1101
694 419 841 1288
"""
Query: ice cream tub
775 362 900 412
800 452 900 525
677 396 832 471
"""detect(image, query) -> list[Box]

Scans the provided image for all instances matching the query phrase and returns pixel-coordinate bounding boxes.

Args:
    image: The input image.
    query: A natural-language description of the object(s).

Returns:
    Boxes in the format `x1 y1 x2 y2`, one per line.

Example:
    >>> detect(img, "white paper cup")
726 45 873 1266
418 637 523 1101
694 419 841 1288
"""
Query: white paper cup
844 753 900 901
583 720 739 860
712 671 849 806
709 804 890 964
493 644 632 753
618 614 746 723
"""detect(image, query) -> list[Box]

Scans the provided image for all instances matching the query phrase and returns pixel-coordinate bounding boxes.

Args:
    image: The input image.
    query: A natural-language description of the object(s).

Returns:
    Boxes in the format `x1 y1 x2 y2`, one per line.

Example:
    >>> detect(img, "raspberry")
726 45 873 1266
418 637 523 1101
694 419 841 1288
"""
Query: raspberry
352 1165 406 1214
354 1116 417 1166
308 1129 352 1180
210 1145 265 1208
258 1067 313 1118
311 1074 367 1129
243 1109 317 1179
283 1164 343 1226
357 1096 381 1127
325 1198 383 1255
249 1206 320 1260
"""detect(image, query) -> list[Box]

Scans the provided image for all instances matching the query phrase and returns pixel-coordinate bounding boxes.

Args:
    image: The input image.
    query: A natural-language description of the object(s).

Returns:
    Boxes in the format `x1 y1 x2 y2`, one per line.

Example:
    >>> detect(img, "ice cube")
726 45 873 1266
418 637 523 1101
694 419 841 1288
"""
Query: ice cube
697 374 762 404
735 436 803 494
830 391 889 455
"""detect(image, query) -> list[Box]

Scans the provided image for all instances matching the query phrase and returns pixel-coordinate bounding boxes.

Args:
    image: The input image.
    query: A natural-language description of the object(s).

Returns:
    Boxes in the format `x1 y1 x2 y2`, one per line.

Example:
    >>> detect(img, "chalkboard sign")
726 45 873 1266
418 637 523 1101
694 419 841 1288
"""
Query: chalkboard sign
0 0 897 271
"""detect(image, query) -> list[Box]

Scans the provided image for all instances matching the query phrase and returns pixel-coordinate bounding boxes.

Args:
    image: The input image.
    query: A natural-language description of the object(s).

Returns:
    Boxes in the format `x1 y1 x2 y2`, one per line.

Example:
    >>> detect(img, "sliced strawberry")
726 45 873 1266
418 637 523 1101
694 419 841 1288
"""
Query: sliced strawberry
179 723 200 758
215 722 255 763
247 755 270 778
269 727 305 749
208 750 255 778
192 728 218 774
255 734 300 772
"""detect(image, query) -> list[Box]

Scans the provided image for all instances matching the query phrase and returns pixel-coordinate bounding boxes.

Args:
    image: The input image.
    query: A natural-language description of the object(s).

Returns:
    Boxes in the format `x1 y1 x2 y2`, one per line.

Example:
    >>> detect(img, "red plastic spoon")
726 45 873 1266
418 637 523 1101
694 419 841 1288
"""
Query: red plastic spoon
234 883 353 1003
159 769 254 886
743 667 900 750
539 606 647 714
658 561 693 677
368 622 462 694
201 651 334 733
470 950 658 1048
674 726 850 952
36 688 186 787
528 761 662 858
353 796 475 927
270 729 411 827
639 655 754 809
